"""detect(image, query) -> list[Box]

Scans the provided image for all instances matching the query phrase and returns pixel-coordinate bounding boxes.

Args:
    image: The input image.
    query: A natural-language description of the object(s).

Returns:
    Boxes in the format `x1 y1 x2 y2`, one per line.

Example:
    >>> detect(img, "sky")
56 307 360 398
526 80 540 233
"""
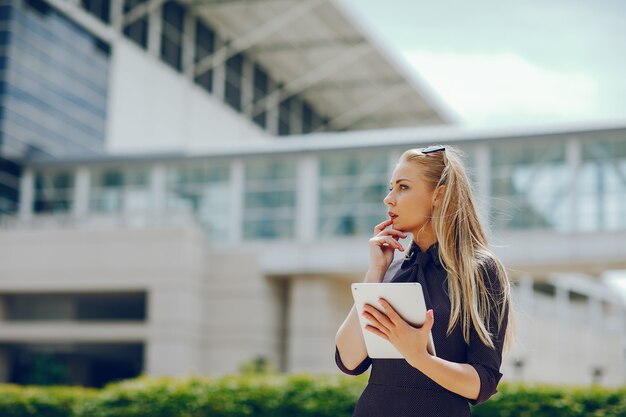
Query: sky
341 0 626 127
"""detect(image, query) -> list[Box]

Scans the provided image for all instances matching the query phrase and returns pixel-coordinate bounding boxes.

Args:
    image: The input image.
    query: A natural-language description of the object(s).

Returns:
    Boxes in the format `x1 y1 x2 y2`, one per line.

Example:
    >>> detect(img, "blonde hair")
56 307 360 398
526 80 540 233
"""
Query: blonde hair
400 145 516 354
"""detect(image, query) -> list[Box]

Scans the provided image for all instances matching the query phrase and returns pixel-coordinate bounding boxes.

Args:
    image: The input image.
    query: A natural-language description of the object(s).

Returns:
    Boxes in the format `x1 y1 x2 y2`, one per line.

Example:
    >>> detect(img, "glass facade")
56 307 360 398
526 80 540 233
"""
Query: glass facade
17 129 626 236
490 140 571 231
243 159 296 239
0 0 110 158
166 162 230 239
89 168 150 213
319 152 388 237
33 170 74 214
579 132 626 231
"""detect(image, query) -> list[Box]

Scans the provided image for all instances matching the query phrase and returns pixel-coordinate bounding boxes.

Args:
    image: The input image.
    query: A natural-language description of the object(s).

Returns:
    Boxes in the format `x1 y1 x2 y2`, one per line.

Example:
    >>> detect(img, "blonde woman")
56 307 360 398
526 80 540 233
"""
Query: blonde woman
335 145 515 416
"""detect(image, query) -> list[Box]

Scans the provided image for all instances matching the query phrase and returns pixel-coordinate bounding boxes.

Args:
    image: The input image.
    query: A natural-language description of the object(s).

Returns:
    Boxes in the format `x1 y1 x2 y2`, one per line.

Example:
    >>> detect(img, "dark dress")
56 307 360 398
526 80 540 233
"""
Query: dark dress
335 241 509 417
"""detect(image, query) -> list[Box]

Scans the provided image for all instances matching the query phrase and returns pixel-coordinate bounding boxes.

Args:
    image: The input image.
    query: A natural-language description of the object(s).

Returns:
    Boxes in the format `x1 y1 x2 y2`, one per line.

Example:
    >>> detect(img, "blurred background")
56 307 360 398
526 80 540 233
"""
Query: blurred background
0 0 624 389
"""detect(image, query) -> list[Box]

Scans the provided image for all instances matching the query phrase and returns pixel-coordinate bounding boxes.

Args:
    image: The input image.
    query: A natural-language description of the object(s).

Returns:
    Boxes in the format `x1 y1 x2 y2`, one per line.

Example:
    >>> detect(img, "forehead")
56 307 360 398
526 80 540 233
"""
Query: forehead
390 160 422 181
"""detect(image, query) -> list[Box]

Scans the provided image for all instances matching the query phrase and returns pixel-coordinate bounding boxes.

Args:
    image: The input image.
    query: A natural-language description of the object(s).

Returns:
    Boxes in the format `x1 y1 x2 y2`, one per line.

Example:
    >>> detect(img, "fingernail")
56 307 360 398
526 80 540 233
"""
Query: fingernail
428 310 434 319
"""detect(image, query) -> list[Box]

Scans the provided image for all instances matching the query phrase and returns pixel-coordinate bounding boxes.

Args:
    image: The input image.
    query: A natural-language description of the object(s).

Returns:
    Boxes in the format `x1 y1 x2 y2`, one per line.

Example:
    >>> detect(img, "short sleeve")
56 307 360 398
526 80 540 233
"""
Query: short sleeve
467 259 509 406
335 345 372 375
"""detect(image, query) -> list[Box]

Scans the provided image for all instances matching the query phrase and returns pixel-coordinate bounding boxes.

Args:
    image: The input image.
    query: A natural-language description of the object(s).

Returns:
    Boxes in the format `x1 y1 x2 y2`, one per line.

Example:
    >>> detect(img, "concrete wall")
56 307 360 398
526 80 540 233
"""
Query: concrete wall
106 41 269 155
0 225 287 378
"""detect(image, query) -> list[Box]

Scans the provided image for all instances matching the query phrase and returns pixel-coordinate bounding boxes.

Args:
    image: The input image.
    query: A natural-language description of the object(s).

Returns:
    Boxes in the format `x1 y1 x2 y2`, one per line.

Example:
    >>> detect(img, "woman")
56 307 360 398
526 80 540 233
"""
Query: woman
335 145 515 416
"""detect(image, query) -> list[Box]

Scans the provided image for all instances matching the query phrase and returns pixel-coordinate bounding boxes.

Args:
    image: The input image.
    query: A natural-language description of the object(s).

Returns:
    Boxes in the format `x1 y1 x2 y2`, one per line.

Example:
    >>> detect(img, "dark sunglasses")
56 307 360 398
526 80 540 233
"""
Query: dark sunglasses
421 145 445 154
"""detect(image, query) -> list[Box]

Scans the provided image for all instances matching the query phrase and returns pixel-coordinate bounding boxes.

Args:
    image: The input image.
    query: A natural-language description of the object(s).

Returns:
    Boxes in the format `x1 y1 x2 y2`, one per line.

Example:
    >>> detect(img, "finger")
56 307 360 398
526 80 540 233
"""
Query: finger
373 219 394 234
365 324 389 340
377 236 404 251
363 304 394 329
378 298 403 324
377 229 407 240
424 309 435 331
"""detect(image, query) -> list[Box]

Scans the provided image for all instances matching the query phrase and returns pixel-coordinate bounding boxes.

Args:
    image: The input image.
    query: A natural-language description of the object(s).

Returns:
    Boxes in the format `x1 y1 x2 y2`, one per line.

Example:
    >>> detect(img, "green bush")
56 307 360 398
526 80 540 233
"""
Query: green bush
1 375 625 417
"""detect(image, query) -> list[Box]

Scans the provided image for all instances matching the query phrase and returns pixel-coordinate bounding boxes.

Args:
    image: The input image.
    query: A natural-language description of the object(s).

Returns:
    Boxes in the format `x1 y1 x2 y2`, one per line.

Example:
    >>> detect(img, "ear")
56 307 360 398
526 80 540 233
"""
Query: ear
433 185 446 206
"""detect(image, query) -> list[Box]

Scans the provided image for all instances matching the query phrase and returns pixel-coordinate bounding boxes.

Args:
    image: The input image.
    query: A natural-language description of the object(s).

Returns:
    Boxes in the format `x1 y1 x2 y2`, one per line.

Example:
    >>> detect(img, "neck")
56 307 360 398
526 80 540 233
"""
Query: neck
410 223 437 253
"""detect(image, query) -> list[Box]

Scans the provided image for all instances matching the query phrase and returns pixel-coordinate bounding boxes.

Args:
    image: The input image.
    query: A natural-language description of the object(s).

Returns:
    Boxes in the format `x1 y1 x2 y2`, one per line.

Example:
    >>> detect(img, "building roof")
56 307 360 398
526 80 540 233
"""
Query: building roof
183 0 455 130
26 118 626 166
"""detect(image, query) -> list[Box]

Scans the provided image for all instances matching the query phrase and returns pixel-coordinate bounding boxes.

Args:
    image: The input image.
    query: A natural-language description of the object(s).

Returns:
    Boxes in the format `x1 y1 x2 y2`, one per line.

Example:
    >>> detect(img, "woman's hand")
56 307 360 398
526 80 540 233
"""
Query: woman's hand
369 219 407 273
362 298 434 366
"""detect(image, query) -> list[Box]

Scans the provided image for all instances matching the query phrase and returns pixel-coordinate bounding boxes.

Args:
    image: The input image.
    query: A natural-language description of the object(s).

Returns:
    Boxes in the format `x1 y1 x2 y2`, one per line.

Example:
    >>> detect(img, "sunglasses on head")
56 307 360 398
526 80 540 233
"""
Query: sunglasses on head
421 145 445 154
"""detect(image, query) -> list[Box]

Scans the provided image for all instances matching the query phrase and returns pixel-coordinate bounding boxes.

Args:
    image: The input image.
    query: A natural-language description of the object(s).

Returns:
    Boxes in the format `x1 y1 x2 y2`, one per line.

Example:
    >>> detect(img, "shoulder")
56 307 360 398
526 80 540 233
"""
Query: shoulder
475 253 506 297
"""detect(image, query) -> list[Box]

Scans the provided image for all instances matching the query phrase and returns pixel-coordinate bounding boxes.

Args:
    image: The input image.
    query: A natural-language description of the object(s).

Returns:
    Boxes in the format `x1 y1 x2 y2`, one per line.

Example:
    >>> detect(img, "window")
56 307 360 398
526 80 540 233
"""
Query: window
160 1 185 71
81 0 110 23
33 171 74 214
578 133 626 231
252 64 269 128
89 168 150 213
243 159 296 239
166 161 230 240
278 97 291 135
319 152 388 237
301 100 316 134
490 140 569 231
123 0 149 49
224 53 244 112
194 19 215 92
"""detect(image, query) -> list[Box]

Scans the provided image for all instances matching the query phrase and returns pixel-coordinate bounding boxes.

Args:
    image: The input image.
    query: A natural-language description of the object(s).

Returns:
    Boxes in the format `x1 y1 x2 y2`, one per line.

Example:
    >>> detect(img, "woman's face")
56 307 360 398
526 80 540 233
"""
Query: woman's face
383 160 435 233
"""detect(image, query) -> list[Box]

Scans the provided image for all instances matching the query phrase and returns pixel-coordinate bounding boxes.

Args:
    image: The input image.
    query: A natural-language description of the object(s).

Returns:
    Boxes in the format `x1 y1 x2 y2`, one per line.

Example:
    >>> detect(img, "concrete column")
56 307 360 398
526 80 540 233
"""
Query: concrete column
287 276 347 373
144 284 203 376
296 155 318 242
566 137 581 232
72 166 90 218
230 159 244 243
212 36 226 101
150 164 166 218
18 169 34 220
110 0 125 33
265 79 279 135
147 2 162 58
474 143 491 231
555 281 569 322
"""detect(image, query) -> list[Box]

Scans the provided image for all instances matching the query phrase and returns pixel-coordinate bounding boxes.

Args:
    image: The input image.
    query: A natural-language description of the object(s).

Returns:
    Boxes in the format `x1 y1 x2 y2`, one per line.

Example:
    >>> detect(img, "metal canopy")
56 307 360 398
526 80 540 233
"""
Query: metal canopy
183 0 455 131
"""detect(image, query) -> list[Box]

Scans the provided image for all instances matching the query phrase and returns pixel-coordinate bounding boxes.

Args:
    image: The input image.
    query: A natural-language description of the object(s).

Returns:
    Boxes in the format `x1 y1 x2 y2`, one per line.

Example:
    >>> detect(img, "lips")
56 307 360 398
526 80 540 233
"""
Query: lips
388 211 398 219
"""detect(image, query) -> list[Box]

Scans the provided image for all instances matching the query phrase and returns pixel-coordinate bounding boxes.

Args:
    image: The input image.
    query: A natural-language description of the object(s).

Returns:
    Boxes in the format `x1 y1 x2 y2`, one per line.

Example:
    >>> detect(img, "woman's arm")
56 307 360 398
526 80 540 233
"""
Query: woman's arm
363 301 480 399
335 266 386 371
406 352 481 400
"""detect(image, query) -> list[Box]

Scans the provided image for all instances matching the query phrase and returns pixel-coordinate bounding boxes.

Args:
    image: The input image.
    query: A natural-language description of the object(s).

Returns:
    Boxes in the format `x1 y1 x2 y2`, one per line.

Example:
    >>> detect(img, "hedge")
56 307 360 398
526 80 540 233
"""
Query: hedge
0 374 625 417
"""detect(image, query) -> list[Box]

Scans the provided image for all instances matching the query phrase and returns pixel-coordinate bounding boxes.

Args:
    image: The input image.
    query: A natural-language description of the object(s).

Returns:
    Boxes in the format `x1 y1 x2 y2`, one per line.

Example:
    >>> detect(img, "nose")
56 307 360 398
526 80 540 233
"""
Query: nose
384 190 395 206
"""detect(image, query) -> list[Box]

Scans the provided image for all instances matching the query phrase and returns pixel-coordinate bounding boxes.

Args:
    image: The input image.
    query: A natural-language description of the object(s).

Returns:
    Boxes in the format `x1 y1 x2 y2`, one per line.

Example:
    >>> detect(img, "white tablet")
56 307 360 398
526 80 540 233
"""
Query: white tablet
351 282 436 359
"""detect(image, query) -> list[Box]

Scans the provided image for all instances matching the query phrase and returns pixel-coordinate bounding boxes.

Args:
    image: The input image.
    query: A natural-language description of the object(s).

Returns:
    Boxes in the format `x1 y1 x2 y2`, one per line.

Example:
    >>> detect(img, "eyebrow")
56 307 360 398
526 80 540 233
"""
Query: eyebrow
389 179 412 185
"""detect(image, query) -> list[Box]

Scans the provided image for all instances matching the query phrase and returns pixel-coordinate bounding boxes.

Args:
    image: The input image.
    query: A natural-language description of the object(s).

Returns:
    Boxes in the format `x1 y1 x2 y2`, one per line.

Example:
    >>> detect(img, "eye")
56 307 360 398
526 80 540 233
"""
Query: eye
388 184 408 191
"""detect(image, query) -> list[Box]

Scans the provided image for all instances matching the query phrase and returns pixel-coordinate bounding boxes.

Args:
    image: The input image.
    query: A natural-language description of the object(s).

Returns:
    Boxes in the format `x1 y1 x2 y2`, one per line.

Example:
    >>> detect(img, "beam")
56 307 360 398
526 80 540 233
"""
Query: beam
123 0 166 27
192 0 326 77
190 0 287 6
248 42 370 119
304 77 405 92
314 84 412 132
251 37 364 53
